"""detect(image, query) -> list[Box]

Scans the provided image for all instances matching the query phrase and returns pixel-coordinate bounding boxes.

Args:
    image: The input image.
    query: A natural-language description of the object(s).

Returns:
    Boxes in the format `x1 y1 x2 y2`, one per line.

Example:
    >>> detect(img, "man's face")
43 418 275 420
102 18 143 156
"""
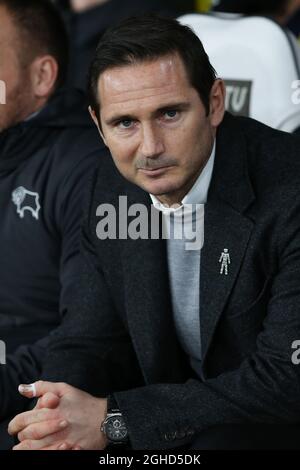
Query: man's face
96 53 225 205
0 6 33 131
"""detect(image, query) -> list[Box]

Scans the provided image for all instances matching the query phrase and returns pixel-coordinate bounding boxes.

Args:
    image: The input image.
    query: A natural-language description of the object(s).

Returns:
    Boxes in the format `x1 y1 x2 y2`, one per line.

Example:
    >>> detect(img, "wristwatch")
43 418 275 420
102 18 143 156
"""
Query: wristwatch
100 395 129 445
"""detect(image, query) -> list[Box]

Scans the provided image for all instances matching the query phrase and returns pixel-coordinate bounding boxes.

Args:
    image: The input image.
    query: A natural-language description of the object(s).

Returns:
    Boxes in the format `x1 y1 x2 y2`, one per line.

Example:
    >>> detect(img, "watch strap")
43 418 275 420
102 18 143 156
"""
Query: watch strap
107 394 119 413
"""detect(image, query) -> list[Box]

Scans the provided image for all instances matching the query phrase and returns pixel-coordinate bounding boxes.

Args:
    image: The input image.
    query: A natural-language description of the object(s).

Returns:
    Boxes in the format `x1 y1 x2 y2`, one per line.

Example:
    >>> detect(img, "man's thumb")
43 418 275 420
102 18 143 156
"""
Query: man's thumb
18 380 67 399
18 383 38 398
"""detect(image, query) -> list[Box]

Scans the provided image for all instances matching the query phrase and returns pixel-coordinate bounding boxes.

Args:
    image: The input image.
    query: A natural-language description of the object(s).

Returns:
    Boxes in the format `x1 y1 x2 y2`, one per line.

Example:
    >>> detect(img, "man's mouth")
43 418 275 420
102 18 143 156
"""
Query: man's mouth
138 165 173 176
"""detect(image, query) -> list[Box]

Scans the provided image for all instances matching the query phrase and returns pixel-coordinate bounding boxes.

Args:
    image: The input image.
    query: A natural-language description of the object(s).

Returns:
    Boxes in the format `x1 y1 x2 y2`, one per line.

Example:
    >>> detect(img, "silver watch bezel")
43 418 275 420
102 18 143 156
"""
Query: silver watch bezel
101 412 128 444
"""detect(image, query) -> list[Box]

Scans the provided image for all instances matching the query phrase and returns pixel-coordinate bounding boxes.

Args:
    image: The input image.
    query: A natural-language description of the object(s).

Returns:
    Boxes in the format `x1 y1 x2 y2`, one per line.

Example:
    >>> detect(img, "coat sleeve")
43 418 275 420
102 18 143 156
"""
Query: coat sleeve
112 191 300 449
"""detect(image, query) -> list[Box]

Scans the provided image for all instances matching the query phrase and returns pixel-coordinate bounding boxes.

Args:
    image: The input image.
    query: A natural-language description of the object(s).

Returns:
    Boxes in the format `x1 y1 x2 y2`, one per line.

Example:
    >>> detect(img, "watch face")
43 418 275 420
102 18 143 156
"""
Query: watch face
105 415 128 442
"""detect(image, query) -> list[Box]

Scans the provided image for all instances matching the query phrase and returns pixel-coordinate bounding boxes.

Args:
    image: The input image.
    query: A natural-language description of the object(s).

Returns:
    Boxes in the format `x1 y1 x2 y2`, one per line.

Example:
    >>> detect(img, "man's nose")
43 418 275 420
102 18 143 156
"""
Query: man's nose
140 123 165 158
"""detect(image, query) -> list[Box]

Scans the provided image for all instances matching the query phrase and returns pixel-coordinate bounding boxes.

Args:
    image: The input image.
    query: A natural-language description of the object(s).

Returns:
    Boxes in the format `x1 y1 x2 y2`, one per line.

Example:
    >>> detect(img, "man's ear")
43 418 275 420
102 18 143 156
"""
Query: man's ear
88 106 106 144
209 79 226 128
30 55 58 99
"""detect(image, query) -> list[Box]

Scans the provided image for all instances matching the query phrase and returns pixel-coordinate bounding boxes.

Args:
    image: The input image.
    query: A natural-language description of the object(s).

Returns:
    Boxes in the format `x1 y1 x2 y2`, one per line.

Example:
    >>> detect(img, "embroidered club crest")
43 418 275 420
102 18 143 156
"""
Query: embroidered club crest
12 186 41 220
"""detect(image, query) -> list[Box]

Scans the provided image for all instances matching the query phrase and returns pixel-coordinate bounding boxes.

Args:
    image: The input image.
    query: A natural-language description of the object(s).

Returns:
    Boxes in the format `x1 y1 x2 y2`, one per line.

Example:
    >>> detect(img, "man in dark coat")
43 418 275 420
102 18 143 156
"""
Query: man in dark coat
9 15 300 450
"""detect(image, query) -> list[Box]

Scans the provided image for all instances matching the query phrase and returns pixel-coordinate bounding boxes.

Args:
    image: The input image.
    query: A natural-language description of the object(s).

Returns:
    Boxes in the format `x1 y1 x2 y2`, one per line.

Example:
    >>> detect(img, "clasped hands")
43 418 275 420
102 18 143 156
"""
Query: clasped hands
8 381 109 450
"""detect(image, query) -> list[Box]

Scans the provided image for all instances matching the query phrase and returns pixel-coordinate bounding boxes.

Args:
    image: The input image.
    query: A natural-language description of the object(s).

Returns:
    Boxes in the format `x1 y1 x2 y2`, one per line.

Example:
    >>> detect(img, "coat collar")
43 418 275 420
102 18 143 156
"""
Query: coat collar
208 112 255 212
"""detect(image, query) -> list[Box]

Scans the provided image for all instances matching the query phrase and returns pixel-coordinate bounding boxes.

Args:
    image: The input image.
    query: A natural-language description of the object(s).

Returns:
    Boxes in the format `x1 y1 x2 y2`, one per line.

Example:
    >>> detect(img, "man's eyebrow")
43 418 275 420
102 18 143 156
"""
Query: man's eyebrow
104 102 191 126
105 114 135 126
155 101 190 114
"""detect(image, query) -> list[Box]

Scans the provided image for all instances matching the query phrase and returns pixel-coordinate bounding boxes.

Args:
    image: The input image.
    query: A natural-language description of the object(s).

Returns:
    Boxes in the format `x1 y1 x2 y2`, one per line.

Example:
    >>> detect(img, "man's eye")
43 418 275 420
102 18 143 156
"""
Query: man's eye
164 110 178 119
118 120 133 129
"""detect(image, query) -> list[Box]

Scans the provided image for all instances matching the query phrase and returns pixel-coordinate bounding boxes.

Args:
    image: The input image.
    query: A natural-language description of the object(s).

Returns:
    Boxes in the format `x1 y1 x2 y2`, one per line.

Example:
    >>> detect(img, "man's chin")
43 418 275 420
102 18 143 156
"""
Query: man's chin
139 181 171 196
135 167 179 191
142 183 178 199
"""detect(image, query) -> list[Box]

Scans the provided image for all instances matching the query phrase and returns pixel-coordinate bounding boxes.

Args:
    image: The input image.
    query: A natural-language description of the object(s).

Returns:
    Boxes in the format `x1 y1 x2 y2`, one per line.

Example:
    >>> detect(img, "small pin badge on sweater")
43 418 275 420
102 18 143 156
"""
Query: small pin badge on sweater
219 248 230 275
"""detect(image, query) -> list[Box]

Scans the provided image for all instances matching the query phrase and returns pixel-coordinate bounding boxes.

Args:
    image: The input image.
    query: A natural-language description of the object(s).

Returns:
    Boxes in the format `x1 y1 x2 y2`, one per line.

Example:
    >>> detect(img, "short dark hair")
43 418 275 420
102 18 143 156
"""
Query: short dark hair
0 0 69 89
88 14 217 119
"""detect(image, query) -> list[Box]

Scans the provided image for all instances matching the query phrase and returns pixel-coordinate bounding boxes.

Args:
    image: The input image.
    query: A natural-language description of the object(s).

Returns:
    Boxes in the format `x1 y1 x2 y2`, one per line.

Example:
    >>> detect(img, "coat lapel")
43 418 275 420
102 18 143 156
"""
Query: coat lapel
200 200 254 371
96 162 189 384
200 113 256 372
118 187 192 385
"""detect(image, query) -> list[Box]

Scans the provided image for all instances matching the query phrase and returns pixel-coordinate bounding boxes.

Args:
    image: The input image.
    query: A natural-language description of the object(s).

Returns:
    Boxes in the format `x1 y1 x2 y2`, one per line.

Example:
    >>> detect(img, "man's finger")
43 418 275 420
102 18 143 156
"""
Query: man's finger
8 408 60 436
18 419 68 442
43 442 73 451
36 392 60 410
13 435 71 451
18 381 67 399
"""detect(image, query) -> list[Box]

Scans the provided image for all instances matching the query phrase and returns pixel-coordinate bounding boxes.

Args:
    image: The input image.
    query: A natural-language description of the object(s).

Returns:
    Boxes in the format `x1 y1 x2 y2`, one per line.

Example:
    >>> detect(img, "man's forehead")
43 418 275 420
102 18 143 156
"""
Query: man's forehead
98 54 190 103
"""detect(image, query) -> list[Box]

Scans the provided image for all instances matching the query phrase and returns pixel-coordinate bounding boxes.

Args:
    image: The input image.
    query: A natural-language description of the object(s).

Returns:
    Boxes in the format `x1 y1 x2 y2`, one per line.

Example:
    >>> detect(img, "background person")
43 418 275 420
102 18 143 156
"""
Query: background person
54 0 179 90
0 0 107 449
